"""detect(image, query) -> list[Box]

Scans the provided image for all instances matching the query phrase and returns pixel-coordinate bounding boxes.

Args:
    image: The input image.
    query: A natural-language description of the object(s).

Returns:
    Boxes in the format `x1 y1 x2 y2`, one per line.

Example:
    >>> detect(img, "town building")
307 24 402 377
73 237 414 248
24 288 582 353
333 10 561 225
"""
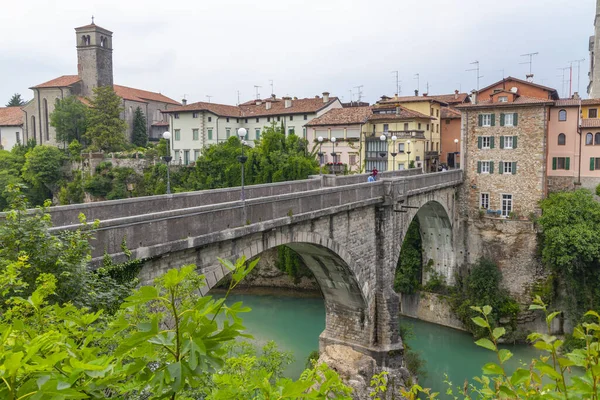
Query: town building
163 93 342 165
588 0 600 97
457 77 559 218
0 107 24 151
21 21 179 147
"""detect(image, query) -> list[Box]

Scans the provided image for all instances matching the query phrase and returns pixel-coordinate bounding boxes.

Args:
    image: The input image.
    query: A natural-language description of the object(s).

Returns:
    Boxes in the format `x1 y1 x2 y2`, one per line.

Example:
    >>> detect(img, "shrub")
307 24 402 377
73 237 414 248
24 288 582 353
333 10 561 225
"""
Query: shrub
596 183 600 196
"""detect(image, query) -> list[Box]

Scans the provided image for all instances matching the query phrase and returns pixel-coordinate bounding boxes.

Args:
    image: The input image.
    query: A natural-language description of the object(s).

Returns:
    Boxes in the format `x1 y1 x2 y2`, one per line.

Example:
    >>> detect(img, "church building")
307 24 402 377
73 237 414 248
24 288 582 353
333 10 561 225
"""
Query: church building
21 21 180 146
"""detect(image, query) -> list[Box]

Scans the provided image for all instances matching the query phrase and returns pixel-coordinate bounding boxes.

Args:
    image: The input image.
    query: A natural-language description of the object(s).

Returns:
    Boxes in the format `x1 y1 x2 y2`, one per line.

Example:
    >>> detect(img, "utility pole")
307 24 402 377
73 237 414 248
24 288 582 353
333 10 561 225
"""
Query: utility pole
569 59 586 95
414 73 420 94
206 95 212 103
354 85 364 102
520 52 539 80
466 61 483 91
391 71 400 95
254 85 261 100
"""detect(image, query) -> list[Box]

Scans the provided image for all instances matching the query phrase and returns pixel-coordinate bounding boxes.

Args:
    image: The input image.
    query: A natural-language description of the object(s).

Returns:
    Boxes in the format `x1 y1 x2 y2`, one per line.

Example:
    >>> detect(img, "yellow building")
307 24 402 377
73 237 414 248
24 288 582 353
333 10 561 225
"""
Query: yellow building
372 95 447 172
362 104 433 172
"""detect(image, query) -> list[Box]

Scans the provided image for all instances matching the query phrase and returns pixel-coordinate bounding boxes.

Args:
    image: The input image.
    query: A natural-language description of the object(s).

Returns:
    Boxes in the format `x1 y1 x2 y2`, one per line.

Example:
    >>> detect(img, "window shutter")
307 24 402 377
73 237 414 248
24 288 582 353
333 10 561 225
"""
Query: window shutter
478 136 482 149
552 157 557 170
513 136 518 149
491 114 496 126
566 157 570 170
477 161 481 173
490 161 494 174
591 157 596 171
512 161 517 174
478 115 483 127
500 136 504 149
500 113 505 126
513 113 518 126
490 136 495 149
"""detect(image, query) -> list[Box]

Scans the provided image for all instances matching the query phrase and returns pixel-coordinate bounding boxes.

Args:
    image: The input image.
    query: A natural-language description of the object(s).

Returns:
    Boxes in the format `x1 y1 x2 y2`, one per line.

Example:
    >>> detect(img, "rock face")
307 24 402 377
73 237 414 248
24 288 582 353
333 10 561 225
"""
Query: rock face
318 344 410 400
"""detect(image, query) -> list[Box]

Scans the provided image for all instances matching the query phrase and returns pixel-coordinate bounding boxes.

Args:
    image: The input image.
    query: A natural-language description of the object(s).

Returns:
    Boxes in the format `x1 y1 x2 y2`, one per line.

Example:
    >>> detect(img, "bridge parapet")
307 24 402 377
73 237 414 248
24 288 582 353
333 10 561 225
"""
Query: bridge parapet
382 170 463 205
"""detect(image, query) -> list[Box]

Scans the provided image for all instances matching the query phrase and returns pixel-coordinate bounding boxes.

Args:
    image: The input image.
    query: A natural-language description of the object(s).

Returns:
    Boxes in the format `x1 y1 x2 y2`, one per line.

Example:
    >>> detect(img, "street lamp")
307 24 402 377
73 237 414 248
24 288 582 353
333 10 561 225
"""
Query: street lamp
330 136 337 165
317 136 324 175
406 139 412 169
162 131 172 194
379 134 387 171
237 128 248 223
454 138 459 169
390 135 398 171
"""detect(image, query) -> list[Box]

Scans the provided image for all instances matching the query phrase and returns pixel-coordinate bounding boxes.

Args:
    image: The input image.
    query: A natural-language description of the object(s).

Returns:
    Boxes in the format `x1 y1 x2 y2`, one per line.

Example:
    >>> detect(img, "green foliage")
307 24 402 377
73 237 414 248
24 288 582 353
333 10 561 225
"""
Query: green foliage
394 219 423 294
399 323 427 380
21 145 65 192
57 169 84 205
131 106 148 147
6 93 25 106
450 259 519 337
85 86 128 152
50 95 88 145
83 161 141 200
276 245 313 284
68 138 83 160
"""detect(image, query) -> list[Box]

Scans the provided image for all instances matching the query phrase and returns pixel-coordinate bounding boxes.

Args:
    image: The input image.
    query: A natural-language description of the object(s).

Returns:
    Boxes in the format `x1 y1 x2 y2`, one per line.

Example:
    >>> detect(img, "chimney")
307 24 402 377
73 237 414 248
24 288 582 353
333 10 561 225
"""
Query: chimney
283 97 292 108
182 98 187 106
315 95 320 98
470 89 478 105
573 92 581 100
454 89 459 99
414 89 419 96
526 73 534 82
293 96 298 100
256 100 262 105
271 94 276 100
423 93 428 97
322 92 330 103
266 101 272 110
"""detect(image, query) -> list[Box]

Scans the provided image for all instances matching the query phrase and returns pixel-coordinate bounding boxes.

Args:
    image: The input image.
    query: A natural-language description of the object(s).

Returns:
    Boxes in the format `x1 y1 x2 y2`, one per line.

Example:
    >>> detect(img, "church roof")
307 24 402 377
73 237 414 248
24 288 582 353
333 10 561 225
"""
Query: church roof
0 107 24 126
74 22 113 34
32 75 81 89
113 85 180 105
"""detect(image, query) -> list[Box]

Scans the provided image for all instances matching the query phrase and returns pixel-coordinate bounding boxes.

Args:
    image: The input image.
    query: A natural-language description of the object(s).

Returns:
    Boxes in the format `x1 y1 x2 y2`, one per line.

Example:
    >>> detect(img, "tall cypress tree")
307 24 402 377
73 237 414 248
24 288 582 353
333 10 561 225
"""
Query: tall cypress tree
131 107 148 147
6 93 25 107
85 86 127 152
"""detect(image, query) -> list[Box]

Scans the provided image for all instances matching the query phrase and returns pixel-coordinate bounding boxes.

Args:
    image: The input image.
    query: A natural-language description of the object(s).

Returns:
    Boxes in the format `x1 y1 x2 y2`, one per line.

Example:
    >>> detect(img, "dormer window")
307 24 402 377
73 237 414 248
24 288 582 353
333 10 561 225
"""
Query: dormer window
498 96 508 103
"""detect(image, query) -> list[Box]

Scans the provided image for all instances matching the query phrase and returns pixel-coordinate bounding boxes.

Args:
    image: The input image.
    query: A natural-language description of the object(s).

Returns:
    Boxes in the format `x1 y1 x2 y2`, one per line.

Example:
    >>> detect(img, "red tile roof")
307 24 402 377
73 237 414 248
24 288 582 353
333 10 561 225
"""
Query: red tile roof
377 96 448 106
240 97 339 117
427 93 471 105
441 107 461 119
581 119 600 128
0 107 24 126
554 99 581 107
367 106 433 121
582 98 600 105
477 76 559 100
74 23 113 33
162 101 242 117
305 106 372 126
456 95 554 108
151 121 170 127
113 85 180 105
32 75 81 89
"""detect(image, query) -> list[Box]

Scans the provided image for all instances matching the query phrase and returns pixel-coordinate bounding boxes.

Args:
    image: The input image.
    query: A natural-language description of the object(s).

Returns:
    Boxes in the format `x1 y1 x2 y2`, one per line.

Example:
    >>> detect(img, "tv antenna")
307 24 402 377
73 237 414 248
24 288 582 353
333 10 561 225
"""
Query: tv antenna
354 85 364 102
414 73 420 93
254 85 261 100
269 80 274 96
237 91 241 105
206 95 212 103
391 71 401 95
520 52 539 77
466 61 483 91
557 67 570 98
569 58 586 96
348 89 354 103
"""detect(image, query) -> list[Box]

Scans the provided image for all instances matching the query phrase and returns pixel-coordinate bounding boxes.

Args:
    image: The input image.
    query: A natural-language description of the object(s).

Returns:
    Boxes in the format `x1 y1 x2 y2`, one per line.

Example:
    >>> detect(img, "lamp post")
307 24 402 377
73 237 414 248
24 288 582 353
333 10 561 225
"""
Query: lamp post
454 138 459 169
318 136 324 175
406 139 412 168
237 128 248 223
330 136 337 173
390 135 398 171
379 134 387 171
162 131 172 194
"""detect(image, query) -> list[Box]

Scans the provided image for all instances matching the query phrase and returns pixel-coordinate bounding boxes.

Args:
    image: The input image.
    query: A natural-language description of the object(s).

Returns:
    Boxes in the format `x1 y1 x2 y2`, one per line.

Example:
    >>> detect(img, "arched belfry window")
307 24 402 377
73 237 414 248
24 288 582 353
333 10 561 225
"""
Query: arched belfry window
558 133 566 145
100 36 106 47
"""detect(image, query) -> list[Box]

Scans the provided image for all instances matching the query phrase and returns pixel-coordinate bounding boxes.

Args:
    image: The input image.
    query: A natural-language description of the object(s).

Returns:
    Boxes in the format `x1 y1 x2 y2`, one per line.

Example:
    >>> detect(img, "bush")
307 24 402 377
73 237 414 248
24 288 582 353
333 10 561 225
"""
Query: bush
596 183 600 196
394 220 423 294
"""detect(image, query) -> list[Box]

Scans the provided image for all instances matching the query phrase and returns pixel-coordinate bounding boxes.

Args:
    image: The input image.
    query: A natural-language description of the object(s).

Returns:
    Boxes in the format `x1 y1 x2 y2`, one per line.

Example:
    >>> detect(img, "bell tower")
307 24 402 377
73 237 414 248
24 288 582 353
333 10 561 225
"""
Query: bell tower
75 18 113 97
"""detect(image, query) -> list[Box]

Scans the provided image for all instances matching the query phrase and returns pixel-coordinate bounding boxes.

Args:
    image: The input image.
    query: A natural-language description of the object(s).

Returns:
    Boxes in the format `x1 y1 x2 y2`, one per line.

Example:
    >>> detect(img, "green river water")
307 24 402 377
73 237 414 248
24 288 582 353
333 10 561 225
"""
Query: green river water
218 290 541 396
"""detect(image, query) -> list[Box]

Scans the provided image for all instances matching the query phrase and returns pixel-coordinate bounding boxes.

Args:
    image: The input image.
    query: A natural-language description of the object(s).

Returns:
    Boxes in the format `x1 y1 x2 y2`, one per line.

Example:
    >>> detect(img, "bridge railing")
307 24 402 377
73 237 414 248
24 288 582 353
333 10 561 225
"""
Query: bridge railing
393 170 463 196
324 168 422 186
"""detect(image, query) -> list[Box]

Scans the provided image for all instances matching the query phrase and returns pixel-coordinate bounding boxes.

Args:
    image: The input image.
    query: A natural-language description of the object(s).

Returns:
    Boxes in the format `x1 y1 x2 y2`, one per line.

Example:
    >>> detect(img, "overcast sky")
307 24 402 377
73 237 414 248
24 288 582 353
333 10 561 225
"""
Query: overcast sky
0 0 595 106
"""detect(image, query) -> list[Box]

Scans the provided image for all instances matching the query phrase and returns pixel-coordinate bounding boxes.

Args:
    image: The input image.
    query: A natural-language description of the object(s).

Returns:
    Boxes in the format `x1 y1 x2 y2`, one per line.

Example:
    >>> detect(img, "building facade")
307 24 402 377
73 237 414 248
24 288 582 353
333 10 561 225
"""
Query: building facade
589 0 600 98
21 22 179 147
428 91 471 168
0 107 24 151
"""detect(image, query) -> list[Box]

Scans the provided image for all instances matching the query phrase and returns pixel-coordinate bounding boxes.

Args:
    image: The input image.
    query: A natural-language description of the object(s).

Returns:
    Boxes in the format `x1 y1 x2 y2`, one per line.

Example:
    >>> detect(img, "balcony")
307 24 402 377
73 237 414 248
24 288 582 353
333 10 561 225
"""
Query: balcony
365 130 427 140
326 163 346 174
425 151 439 160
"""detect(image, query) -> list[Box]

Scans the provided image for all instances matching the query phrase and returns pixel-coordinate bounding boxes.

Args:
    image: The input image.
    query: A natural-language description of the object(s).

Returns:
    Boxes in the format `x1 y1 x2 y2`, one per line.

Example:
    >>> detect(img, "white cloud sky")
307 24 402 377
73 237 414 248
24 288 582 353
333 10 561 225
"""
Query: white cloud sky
0 0 594 106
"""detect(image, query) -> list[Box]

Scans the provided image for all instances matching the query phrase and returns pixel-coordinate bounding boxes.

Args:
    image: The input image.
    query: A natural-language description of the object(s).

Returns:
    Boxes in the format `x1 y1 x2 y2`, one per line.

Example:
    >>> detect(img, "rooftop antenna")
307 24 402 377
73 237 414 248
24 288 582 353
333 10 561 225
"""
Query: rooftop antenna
569 58 586 96
391 71 400 95
557 67 570 98
354 85 364 102
269 79 274 96
237 91 241 106
491 69 505 80
520 52 539 80
414 73 420 93
425 81 430 94
348 89 354 103
206 95 212 103
254 85 261 100
457 83 462 92
466 61 483 91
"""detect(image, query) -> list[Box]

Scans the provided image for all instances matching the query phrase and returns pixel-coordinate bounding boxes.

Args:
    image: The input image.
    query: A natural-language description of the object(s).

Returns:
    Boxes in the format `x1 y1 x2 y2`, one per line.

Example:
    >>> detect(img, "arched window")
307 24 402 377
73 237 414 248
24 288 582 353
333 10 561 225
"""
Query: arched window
43 99 49 141
100 36 104 47
587 133 594 145
596 133 600 145
31 116 36 140
558 109 567 121
558 133 566 145
81 35 87 45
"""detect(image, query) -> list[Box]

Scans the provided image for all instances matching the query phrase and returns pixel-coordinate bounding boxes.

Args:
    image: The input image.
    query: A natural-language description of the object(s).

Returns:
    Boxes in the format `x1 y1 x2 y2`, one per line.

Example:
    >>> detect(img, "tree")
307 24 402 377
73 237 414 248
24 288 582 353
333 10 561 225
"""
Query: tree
21 145 65 195
85 86 127 152
394 219 423 294
131 106 148 147
49 96 88 145
6 93 25 107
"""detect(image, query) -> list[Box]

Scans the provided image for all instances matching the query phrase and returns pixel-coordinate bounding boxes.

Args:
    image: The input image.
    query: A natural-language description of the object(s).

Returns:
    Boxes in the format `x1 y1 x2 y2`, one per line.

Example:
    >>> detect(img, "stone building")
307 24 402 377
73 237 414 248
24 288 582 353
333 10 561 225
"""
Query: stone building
0 107 24 151
457 77 559 218
21 21 179 147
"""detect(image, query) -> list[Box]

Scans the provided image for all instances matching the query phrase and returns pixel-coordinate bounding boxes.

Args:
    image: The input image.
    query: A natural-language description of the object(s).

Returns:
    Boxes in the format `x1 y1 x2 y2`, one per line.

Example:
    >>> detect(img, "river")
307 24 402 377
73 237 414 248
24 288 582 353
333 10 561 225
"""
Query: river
216 289 540 396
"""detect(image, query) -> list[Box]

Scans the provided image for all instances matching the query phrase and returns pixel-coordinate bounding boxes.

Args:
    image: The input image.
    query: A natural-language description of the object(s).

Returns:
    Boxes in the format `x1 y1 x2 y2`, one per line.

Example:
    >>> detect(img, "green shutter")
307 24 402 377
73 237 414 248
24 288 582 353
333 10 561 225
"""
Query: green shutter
500 113 505 126
499 161 503 173
591 157 596 171
513 136 517 149
491 114 496 126
513 113 518 126
552 157 557 170
490 161 494 174
500 136 504 149
477 161 481 173
566 157 570 170
490 136 495 149
478 136 482 149
208 129 213 140
512 161 517 174
478 115 483 127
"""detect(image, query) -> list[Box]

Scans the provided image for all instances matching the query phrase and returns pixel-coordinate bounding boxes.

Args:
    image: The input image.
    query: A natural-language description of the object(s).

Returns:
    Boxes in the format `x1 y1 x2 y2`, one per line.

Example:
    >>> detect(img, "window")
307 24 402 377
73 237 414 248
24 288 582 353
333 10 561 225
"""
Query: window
503 136 513 149
236 118 239 123
267 117 271 122
587 133 594 145
504 113 514 126
383 124 389 132
192 129 199 141
194 150 200 160
427 124 429 131
479 136 492 149
256 118 260 123
558 133 566 145
558 109 567 121
277 116 280 122
501 194 513 217
436 124 439 133
255 129 260 139
288 127 295 134
399 143 405 153
480 193 490 209
208 129 213 140
481 114 492 127
398 163 405 170
403 123 409 131
480 161 491 174
43 98 49 141
552 157 570 170
430 107 434 116
590 109 598 118
591 157 600 170
208 117 212 122
245 118 248 123
226 117 230 122
304 114 308 120
436 109 439 117
596 133 600 145
349 154 357 165
174 113 179 119
498 96 508 103
503 161 513 174
290 116 293 121
174 129 181 140
418 123 422 130
303 127 307 137
193 112 198 118
226 128 231 138
426 142 429 152
184 150 190 165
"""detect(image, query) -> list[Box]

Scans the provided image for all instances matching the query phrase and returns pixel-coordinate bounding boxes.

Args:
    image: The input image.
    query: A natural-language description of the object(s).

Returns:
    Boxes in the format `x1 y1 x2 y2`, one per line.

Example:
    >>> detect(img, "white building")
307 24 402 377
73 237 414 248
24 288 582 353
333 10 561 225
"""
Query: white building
0 107 24 151
163 93 342 164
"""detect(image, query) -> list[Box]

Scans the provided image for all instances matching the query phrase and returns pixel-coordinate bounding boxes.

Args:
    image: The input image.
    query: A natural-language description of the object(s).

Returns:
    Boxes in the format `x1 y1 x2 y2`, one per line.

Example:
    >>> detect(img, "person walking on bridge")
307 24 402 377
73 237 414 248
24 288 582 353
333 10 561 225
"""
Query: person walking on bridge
368 168 378 182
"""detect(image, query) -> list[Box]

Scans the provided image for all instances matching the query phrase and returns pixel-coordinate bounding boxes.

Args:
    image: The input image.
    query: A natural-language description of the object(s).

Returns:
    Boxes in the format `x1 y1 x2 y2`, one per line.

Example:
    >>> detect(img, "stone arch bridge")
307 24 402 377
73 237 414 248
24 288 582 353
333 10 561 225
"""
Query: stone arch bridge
45 169 464 371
